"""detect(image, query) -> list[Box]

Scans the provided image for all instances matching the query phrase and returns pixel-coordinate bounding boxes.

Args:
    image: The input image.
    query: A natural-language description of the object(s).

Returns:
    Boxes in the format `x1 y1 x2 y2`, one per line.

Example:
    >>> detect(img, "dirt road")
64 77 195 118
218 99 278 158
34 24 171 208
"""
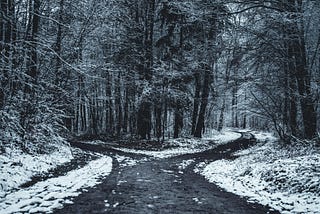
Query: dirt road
55 134 277 214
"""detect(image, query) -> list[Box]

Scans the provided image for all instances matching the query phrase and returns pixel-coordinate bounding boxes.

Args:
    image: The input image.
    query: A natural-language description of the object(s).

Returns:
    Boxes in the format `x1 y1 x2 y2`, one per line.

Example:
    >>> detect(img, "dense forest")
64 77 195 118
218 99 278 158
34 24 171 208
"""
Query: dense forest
1 0 319 153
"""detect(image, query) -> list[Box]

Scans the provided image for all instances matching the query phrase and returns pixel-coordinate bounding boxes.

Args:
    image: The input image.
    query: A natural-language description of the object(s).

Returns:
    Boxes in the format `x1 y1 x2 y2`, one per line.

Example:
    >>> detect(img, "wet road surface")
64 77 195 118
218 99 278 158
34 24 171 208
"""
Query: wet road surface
54 134 278 214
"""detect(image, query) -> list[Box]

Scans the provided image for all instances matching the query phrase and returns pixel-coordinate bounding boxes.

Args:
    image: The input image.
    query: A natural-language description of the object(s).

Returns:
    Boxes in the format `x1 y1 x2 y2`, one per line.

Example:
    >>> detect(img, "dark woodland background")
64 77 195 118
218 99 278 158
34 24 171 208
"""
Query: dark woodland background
1 0 319 153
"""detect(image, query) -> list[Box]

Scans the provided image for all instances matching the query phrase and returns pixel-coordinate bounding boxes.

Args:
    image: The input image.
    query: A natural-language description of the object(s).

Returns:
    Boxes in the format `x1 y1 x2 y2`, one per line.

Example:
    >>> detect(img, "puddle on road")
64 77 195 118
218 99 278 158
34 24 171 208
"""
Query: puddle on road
104 200 110 207
117 180 127 185
160 169 174 174
112 202 120 208
147 204 155 208
192 197 206 205
136 179 152 182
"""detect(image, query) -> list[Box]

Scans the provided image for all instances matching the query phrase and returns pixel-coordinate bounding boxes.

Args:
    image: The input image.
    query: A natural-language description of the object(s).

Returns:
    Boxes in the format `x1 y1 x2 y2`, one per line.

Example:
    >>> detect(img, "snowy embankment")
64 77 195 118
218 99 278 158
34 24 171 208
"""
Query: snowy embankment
198 132 320 213
0 156 112 213
0 145 73 197
113 130 241 158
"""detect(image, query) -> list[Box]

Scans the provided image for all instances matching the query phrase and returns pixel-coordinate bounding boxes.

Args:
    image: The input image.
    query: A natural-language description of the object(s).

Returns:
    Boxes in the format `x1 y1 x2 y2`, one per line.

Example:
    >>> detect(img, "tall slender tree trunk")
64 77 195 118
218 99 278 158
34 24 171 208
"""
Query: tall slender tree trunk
191 71 200 135
106 71 113 134
54 0 64 85
194 64 211 138
155 104 162 141
162 84 168 142
286 48 298 137
123 87 129 133
217 99 225 131
218 60 231 131
89 94 98 135
115 71 122 136
242 92 247 129
232 85 238 128
25 0 40 91
173 107 183 138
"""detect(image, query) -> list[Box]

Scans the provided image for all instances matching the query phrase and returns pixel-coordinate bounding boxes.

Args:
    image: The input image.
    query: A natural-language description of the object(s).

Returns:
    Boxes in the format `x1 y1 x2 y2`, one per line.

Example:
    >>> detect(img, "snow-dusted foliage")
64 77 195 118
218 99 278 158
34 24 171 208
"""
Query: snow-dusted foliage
21 103 68 154
0 109 23 151
0 95 69 154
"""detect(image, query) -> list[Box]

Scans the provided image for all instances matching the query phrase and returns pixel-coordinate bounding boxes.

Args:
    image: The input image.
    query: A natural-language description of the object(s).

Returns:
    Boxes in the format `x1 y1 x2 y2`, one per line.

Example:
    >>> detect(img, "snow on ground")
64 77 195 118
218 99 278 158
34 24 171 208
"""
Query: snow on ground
115 155 138 167
115 154 149 167
251 131 278 142
83 140 115 146
113 130 241 159
198 132 320 214
0 156 112 214
115 143 208 159
178 159 195 170
0 145 72 197
203 129 241 143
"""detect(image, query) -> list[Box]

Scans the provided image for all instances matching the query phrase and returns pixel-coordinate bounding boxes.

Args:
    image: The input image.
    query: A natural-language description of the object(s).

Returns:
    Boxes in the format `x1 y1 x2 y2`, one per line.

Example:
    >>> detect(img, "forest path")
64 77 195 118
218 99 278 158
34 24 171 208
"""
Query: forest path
55 134 278 214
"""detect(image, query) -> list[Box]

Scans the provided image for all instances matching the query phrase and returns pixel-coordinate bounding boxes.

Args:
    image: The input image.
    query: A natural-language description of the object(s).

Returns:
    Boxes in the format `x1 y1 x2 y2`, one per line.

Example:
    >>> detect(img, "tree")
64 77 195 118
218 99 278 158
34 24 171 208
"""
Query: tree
285 0 317 139
227 0 318 141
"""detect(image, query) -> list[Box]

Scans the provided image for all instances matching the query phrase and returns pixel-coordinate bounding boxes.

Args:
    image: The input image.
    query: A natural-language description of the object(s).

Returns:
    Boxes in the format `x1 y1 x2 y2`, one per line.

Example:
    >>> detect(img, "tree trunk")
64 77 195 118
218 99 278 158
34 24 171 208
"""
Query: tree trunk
286 0 317 139
155 104 162 141
173 107 183 138
217 99 225 131
232 85 238 128
163 86 168 142
287 49 298 137
25 0 40 91
191 71 201 135
106 72 114 134
295 49 317 139
137 101 151 139
89 95 98 136
123 87 129 133
115 71 122 136
242 114 247 129
194 64 211 138
54 0 64 85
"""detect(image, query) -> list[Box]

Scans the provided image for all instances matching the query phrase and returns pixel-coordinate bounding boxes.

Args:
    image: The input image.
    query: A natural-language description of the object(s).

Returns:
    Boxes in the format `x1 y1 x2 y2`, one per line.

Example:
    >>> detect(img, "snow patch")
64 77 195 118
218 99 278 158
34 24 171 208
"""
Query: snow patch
178 159 195 170
203 129 241 143
115 155 146 167
0 156 112 214
114 146 205 158
251 131 277 143
0 145 72 197
199 137 320 214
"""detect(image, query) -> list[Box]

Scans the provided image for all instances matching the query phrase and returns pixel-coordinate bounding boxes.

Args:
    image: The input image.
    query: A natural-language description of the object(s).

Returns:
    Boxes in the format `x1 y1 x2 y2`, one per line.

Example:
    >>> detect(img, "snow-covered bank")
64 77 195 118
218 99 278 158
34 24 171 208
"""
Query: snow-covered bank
0 145 73 197
113 130 241 158
0 156 112 214
198 132 320 213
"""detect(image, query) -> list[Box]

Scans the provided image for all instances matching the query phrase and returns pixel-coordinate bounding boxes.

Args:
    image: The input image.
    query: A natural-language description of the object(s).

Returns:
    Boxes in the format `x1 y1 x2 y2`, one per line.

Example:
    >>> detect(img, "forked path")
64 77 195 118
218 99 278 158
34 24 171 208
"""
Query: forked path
56 135 278 214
